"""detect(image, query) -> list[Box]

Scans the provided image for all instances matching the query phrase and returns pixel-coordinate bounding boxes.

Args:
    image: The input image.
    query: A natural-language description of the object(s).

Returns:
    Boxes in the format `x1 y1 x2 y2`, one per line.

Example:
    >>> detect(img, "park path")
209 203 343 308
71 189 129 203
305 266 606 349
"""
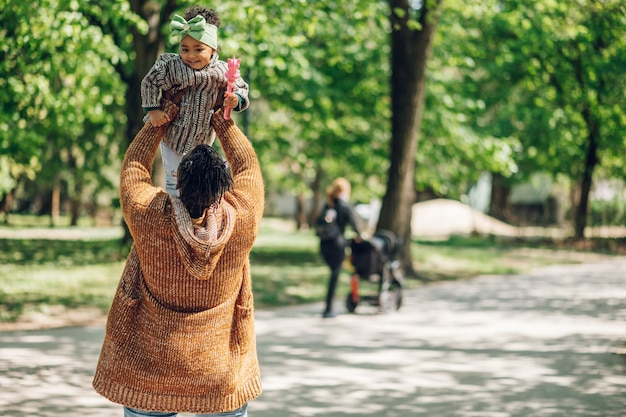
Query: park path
1 259 625 417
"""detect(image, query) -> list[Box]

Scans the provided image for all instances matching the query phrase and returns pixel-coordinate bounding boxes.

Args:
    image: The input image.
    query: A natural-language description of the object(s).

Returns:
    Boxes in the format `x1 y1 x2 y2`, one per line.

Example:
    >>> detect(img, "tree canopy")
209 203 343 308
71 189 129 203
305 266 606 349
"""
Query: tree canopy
436 0 626 236
1 0 624 241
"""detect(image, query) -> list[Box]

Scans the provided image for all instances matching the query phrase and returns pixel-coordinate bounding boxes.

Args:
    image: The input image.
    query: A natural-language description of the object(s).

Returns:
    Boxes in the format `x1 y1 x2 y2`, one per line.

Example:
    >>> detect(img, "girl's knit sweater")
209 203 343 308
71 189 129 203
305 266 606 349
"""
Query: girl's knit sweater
92 104 263 413
141 53 250 155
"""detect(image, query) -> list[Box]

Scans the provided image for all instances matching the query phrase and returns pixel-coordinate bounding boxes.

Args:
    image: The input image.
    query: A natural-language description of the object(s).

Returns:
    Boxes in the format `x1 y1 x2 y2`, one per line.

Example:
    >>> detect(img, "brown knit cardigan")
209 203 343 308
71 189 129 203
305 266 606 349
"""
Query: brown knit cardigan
92 104 264 413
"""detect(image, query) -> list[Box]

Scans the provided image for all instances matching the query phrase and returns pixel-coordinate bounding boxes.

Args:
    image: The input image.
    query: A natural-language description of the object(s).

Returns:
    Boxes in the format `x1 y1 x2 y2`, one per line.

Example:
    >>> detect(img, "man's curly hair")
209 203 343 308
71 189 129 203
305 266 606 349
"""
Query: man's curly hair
184 5 221 27
176 145 233 218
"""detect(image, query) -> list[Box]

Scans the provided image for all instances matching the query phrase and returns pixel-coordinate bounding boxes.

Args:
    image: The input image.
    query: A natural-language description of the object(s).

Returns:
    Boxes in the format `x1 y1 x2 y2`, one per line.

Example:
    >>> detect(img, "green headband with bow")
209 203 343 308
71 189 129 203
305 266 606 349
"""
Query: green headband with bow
170 14 218 50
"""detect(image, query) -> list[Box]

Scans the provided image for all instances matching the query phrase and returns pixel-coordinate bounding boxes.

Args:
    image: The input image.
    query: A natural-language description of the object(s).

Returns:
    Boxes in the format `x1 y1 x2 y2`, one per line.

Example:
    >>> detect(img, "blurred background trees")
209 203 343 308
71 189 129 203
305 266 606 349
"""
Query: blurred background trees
438 0 626 239
1 0 625 271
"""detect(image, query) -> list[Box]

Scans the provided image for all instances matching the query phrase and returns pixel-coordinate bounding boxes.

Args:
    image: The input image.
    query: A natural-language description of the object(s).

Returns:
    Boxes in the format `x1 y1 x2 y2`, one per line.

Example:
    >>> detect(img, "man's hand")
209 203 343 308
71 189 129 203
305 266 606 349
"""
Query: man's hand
148 109 171 127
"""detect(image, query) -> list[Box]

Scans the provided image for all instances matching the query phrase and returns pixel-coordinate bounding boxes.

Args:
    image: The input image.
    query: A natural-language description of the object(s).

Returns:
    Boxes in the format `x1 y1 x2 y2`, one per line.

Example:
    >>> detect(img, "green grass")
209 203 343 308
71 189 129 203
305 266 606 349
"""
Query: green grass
0 263 124 322
0 218 618 323
1 213 98 228
413 234 618 281
0 218 337 322
0 239 129 266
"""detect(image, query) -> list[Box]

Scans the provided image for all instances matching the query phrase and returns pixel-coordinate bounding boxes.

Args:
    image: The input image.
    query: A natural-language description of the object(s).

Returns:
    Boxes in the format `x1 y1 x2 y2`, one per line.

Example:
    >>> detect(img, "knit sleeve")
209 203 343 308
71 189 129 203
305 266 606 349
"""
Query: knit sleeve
212 60 250 112
211 109 264 223
141 54 179 110
233 76 249 112
120 101 178 222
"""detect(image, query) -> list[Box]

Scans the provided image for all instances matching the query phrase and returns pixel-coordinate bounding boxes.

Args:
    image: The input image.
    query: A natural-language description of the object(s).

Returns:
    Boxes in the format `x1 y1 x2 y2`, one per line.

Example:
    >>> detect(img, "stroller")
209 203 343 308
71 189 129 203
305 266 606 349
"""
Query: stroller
346 230 405 314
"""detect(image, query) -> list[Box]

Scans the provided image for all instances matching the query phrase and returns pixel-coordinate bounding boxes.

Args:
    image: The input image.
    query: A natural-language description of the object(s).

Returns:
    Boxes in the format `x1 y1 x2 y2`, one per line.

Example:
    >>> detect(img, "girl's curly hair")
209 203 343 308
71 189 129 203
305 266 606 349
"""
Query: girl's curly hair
184 5 221 27
176 145 233 218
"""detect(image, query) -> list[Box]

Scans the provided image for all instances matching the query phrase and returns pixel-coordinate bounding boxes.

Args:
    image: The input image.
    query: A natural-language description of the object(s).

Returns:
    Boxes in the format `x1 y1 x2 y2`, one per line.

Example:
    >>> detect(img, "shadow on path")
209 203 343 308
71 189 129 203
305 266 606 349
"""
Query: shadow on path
1 260 625 417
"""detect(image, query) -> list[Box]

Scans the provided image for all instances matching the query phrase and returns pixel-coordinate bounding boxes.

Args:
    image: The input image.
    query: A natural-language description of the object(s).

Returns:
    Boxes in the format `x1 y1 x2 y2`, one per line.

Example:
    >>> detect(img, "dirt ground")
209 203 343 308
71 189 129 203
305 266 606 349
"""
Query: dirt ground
0 306 108 332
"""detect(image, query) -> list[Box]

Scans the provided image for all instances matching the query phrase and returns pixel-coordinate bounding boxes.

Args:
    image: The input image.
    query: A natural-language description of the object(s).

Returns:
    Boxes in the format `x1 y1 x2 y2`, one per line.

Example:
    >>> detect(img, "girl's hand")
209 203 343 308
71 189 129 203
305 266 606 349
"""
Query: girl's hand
223 92 239 109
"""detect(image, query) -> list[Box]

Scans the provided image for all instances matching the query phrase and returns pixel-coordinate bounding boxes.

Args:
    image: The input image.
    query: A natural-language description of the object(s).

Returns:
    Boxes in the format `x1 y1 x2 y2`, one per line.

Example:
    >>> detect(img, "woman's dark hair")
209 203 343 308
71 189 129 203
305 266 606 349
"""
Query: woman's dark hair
176 145 233 218
184 5 221 27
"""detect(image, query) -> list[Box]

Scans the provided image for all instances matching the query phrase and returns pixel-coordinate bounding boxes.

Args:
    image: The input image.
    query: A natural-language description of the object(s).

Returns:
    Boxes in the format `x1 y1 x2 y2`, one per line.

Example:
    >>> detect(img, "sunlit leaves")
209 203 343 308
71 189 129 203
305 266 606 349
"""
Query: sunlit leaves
0 0 127 199
3 0 622 217
215 0 392 199
431 0 626 192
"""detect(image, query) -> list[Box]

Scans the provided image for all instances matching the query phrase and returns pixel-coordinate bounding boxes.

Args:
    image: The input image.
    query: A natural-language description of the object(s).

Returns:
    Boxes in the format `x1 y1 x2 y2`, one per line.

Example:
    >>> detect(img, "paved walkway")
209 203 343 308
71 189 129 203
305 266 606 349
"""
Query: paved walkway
1 260 625 417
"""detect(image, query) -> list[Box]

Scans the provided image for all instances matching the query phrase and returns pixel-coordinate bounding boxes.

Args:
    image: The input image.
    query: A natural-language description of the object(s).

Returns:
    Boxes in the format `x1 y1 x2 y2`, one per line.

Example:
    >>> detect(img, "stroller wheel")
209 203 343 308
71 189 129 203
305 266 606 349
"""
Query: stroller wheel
379 286 402 313
346 292 358 313
395 288 403 310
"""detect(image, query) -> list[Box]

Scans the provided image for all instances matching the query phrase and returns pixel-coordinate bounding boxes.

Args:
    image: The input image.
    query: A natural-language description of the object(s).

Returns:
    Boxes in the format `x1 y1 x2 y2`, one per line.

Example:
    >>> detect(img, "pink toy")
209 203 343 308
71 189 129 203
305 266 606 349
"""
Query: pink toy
224 56 241 120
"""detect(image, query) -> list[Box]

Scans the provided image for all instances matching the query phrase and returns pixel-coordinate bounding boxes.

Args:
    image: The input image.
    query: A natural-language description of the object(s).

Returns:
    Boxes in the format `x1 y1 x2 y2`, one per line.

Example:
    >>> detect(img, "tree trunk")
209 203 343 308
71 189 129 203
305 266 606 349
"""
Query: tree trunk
309 166 324 226
377 0 442 277
126 1 173 142
295 194 307 230
573 108 599 239
569 22 607 238
1 188 14 224
70 181 83 226
489 173 510 222
50 176 61 227
66 144 82 227
120 0 178 243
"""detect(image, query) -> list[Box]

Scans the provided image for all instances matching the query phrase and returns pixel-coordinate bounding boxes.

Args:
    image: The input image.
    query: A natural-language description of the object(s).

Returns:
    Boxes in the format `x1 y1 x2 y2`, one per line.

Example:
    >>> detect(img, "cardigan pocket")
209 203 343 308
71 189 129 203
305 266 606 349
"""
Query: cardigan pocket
233 304 253 355
233 264 254 356
106 280 141 343
106 247 142 343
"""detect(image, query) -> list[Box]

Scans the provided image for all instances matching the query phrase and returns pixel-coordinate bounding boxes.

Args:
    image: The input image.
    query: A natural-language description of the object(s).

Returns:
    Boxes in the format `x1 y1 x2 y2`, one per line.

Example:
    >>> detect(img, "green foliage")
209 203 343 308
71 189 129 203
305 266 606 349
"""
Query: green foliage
217 0 393 199
379 0 522 200
1 0 624 229
2 0 396 213
588 197 626 227
0 0 128 208
436 0 626 184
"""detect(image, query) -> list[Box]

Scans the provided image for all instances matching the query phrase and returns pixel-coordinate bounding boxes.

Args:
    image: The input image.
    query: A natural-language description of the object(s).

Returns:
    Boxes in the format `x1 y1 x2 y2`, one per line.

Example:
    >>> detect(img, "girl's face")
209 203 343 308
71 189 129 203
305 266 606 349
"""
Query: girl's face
179 35 214 70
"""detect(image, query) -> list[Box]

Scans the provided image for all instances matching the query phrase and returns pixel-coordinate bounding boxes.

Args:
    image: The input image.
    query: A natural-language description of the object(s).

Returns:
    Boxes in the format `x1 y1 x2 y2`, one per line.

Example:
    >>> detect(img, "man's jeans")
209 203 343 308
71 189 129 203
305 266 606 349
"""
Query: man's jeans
124 403 248 417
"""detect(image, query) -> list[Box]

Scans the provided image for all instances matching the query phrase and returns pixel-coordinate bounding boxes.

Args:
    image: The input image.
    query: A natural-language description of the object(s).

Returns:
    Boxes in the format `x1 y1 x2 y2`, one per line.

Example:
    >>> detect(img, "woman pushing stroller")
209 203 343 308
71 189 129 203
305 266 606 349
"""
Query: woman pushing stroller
316 178 362 318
